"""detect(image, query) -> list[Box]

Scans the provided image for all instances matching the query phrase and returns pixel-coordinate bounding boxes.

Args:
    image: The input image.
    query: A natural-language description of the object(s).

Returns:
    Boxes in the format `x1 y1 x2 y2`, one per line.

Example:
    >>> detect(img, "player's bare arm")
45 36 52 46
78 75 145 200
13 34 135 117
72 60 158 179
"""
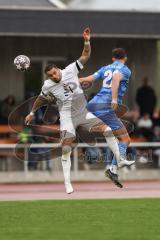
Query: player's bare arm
79 75 94 85
111 72 123 111
78 27 91 65
25 95 47 125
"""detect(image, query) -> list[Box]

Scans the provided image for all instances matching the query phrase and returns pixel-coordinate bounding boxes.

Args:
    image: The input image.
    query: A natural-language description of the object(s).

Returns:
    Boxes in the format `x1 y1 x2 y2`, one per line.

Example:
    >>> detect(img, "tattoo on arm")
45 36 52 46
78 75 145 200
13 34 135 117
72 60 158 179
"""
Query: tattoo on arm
79 41 91 65
31 95 48 113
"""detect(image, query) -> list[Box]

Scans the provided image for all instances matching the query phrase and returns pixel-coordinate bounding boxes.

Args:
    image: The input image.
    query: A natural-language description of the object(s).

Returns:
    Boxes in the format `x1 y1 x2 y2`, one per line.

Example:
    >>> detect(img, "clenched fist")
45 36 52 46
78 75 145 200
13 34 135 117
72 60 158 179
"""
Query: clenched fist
25 113 34 125
83 27 91 42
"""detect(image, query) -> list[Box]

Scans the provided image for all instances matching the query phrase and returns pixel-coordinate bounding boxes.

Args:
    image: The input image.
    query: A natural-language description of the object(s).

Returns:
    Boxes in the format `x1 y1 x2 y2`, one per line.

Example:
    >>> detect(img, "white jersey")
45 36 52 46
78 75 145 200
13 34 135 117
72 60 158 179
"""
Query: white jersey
40 60 84 114
40 60 101 136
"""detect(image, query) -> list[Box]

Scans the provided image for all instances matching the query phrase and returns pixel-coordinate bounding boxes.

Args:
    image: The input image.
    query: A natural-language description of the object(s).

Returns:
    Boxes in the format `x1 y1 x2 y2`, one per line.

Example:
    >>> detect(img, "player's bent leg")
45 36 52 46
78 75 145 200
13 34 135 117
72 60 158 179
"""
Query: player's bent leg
79 117 123 187
93 108 134 168
113 127 131 145
103 127 124 188
90 123 124 187
113 128 135 167
61 136 75 194
90 123 121 165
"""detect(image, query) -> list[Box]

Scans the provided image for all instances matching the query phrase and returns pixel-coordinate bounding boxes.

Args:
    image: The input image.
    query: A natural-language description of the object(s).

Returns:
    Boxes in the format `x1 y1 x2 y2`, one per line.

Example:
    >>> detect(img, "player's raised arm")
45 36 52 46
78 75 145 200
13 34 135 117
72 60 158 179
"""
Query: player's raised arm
78 27 91 66
25 95 48 125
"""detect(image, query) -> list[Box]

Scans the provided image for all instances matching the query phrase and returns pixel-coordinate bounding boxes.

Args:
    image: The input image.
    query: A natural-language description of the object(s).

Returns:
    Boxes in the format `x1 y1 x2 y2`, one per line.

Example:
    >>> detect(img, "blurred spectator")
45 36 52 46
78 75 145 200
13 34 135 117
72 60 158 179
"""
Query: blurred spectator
151 126 160 167
153 110 160 127
28 135 53 171
137 114 153 141
18 127 32 143
137 114 153 128
152 126 160 142
39 136 53 171
152 126 160 168
84 147 102 165
136 77 157 118
0 95 16 124
18 127 38 170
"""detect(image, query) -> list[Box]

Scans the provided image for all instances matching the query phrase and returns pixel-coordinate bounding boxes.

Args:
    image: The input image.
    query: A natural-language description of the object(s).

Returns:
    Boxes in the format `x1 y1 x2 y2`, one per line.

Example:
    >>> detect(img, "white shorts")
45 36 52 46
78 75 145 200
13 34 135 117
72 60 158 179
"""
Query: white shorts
60 109 103 139
60 110 75 136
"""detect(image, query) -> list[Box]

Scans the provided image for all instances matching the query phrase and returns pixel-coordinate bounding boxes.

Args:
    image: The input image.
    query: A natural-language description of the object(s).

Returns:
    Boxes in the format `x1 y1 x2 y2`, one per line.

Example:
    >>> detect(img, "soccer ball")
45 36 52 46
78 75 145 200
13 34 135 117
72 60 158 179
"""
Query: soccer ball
14 55 30 71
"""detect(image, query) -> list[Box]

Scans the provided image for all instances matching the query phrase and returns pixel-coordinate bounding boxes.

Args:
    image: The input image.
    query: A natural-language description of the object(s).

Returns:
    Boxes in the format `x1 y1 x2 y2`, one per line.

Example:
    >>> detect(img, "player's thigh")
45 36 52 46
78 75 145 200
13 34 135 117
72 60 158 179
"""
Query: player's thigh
60 114 76 139
79 111 105 132
76 111 107 144
98 109 124 131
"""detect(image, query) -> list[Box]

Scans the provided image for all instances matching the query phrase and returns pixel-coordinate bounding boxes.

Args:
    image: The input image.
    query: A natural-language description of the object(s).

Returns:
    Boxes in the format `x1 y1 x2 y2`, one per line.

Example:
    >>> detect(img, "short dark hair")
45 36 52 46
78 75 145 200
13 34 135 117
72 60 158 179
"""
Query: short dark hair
44 63 58 74
112 48 127 59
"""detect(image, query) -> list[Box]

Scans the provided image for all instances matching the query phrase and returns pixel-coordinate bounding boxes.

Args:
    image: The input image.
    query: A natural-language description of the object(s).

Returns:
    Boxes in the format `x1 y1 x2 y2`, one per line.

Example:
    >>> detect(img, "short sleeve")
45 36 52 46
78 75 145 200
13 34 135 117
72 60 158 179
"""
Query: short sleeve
40 83 49 97
93 67 105 81
113 66 131 80
65 60 84 74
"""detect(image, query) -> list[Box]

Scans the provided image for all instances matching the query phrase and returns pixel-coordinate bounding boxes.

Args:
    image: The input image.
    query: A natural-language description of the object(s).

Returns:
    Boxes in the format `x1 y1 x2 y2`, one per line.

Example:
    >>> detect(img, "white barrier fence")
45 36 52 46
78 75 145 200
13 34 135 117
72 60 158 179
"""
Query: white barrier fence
0 142 160 175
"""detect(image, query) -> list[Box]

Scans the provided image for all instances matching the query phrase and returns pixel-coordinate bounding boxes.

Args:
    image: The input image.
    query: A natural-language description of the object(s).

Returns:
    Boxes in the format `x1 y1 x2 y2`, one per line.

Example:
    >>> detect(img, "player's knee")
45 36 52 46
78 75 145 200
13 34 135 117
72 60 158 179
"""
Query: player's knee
103 126 113 137
61 137 75 154
119 135 131 145
62 145 72 155
90 123 106 133
90 124 113 137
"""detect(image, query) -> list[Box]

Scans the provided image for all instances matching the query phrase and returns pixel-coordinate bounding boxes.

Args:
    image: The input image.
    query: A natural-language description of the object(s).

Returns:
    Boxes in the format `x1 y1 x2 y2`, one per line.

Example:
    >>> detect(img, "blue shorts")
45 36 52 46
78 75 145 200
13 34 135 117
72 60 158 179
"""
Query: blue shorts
87 100 124 131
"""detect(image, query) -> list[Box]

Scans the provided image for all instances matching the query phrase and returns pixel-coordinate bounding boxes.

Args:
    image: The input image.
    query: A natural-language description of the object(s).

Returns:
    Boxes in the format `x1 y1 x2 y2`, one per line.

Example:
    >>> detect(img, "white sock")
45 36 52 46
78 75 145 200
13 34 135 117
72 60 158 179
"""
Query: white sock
61 151 71 185
110 165 118 174
104 126 120 165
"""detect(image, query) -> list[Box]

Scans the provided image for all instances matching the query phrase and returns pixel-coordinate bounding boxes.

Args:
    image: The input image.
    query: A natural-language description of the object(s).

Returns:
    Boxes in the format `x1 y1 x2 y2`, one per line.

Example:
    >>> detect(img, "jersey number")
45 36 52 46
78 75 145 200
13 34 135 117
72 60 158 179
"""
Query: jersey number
103 70 113 88
63 82 77 96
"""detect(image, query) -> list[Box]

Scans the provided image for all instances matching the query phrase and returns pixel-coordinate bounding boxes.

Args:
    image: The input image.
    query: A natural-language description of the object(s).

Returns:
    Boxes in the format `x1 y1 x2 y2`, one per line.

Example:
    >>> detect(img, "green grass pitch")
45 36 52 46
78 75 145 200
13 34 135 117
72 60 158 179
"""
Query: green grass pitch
0 199 160 240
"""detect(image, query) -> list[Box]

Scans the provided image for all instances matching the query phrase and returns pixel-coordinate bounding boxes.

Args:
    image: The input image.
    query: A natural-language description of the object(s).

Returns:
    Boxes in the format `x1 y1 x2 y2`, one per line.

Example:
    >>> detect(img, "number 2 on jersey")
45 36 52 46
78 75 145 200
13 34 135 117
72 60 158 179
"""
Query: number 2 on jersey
103 70 113 88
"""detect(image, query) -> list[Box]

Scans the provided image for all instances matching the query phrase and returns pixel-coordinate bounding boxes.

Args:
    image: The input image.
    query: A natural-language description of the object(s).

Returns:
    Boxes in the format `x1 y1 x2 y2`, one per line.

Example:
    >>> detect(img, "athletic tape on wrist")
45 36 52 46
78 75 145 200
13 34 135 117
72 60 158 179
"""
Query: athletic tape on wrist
30 112 34 116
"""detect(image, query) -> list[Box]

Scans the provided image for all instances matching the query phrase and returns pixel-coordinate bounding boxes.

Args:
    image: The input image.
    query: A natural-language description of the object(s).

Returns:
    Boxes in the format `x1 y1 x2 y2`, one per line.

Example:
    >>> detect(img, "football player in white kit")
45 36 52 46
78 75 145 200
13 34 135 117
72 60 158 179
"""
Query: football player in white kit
25 28 123 193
